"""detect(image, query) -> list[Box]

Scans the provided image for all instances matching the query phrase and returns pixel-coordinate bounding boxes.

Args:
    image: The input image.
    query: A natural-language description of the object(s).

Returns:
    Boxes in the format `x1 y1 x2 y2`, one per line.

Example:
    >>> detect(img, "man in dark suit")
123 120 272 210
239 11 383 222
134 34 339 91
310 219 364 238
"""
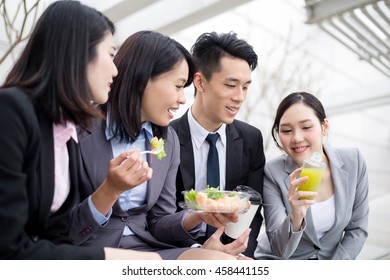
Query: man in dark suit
170 31 265 258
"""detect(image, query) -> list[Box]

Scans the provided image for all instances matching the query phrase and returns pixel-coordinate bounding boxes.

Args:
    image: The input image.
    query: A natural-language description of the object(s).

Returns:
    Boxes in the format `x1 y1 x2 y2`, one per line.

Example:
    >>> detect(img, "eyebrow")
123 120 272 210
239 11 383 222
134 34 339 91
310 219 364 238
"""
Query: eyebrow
177 78 187 83
224 77 252 84
280 119 313 126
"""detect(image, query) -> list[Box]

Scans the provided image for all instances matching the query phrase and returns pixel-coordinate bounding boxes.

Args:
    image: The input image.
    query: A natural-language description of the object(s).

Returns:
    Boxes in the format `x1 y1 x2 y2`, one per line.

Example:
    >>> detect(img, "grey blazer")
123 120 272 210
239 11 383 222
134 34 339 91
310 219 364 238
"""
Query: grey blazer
69 120 196 249
258 145 369 260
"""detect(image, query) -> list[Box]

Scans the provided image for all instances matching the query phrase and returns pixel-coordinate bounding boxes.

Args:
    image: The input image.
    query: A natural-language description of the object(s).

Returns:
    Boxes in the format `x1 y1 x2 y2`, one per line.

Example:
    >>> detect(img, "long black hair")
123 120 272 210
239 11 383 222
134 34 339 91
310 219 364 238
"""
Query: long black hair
2 1 115 127
103 30 196 142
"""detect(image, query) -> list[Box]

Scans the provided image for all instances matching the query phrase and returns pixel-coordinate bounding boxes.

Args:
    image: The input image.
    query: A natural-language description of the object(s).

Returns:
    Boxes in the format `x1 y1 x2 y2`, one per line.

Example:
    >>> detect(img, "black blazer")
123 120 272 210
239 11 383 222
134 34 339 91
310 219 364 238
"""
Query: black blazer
170 110 266 258
0 87 103 259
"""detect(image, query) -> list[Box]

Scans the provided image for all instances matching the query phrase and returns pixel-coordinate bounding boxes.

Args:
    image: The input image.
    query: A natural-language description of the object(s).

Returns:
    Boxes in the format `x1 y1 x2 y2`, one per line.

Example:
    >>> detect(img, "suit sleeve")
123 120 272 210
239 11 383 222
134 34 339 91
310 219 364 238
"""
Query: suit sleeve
147 127 195 245
263 163 303 259
244 127 266 258
332 149 369 259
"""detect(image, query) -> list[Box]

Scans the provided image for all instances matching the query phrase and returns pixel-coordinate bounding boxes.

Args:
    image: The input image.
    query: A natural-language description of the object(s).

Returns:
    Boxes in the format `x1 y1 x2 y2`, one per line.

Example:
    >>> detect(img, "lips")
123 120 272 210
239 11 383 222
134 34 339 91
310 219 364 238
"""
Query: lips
167 107 178 119
226 105 240 113
226 105 241 118
292 146 308 153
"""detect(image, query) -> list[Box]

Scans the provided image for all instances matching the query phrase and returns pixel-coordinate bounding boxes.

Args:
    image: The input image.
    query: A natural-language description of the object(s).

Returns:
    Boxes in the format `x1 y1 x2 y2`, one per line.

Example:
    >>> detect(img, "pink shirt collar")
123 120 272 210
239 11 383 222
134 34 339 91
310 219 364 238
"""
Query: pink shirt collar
53 121 78 145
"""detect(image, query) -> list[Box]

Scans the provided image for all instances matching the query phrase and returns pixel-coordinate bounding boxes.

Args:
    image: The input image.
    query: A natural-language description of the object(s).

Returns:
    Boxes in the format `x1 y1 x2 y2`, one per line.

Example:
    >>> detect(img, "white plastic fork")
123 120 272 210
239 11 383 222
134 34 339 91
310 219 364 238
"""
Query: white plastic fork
140 146 164 155
126 146 164 159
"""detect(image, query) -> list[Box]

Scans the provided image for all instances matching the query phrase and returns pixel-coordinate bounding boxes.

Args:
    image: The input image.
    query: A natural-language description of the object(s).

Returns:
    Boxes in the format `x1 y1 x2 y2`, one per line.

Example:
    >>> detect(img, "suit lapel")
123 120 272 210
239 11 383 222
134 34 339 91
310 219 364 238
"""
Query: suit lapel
132 129 168 212
225 122 243 191
304 209 321 247
176 112 196 190
78 121 112 191
145 133 156 206
37 112 55 228
145 149 165 208
320 146 349 239
61 139 79 209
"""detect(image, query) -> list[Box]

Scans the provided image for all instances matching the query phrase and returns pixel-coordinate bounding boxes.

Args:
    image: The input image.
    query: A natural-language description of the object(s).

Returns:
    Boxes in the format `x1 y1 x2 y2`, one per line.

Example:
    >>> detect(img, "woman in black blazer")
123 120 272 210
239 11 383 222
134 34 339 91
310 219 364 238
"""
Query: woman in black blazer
0 1 159 260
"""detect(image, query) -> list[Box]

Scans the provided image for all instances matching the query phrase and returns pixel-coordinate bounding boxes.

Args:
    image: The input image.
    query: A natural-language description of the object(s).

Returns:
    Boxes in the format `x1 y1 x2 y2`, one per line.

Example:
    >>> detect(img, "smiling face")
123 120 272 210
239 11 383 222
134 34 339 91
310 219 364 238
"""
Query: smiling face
192 56 252 132
278 102 329 166
141 59 189 126
87 32 118 105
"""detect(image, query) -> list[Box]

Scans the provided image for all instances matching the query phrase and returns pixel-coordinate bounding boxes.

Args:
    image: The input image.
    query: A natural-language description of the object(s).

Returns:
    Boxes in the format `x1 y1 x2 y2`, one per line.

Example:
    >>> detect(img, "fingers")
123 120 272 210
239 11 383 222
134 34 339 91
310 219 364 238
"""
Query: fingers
131 160 149 179
289 175 318 203
200 212 238 228
220 212 239 223
106 149 152 192
202 227 224 250
119 149 141 169
145 166 153 180
114 150 149 177
203 227 251 256
111 149 139 167
235 254 253 260
289 167 302 181
235 228 251 243
297 191 318 201
125 161 152 188
199 213 221 227
288 167 310 199
214 212 238 225
289 188 318 205
289 171 306 193
223 228 251 256
211 227 224 239
288 168 318 221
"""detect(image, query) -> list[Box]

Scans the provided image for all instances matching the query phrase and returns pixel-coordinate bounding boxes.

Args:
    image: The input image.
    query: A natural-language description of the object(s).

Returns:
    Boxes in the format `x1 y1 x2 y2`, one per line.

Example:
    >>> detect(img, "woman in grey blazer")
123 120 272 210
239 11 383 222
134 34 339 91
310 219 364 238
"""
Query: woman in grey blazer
70 31 249 260
256 92 368 260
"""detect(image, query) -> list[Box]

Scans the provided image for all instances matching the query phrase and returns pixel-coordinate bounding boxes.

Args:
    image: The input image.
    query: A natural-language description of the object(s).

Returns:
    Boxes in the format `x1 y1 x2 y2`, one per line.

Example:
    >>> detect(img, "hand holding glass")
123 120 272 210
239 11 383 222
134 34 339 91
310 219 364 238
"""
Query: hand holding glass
297 152 326 200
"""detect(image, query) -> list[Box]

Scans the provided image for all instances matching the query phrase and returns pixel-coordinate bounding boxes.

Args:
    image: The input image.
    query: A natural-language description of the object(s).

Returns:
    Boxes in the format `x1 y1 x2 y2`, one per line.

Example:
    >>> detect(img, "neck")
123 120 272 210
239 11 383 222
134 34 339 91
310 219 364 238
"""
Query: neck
191 101 221 132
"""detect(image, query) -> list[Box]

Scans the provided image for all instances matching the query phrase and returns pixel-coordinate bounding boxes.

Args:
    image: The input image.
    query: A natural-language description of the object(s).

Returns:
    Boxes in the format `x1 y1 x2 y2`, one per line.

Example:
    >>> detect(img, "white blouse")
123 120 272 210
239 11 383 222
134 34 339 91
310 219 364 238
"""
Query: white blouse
311 195 336 239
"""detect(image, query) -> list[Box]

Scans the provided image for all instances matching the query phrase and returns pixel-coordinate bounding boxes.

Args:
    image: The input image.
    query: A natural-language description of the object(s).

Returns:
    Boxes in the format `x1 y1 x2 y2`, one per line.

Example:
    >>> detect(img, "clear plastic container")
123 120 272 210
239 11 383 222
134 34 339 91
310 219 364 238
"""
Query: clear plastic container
225 185 262 239
181 189 251 213
297 152 326 200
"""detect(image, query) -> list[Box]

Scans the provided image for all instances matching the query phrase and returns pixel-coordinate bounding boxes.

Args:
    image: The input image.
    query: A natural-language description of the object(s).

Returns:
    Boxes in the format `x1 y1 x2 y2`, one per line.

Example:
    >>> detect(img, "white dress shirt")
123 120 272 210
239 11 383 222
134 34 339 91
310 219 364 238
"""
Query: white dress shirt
188 107 227 191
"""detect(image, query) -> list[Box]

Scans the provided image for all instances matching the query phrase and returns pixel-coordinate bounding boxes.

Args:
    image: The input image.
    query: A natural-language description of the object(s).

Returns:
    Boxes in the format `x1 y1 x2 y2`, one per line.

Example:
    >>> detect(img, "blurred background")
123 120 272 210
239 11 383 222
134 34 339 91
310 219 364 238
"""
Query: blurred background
1 0 389 259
